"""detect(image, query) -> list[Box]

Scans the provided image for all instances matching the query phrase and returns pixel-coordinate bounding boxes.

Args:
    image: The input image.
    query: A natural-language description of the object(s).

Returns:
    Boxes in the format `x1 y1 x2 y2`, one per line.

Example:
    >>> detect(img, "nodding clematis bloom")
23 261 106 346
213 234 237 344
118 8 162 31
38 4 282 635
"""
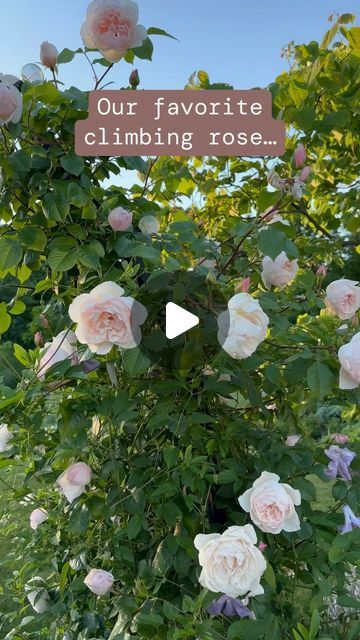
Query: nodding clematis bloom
208 595 251 618
324 446 356 482
339 505 360 534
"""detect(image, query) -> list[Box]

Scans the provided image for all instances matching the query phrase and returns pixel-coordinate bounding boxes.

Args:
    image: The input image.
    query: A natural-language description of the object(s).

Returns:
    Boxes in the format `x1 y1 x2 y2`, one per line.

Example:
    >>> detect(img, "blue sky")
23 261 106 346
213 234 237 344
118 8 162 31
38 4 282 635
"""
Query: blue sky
0 1 359 91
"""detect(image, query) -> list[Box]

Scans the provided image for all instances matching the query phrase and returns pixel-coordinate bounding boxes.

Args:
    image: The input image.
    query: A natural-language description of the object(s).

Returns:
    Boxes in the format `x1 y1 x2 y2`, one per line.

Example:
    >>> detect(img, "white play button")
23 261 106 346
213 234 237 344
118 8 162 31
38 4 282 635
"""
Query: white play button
165 302 199 339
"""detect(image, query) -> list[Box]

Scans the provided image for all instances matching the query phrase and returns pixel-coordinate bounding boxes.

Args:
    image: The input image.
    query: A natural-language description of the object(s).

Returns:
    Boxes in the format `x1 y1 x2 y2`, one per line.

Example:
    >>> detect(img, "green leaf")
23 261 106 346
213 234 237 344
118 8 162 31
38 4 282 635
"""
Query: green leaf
57 47 83 64
60 154 85 177
127 514 142 540
133 37 154 61
307 362 334 398
13 343 30 366
147 27 178 41
48 245 78 272
337 595 360 609
69 505 90 534
8 150 31 176
0 303 11 334
122 348 151 377
19 226 47 251
77 245 101 269
257 226 288 260
131 245 161 264
345 26 360 53
309 608 320 640
0 238 22 270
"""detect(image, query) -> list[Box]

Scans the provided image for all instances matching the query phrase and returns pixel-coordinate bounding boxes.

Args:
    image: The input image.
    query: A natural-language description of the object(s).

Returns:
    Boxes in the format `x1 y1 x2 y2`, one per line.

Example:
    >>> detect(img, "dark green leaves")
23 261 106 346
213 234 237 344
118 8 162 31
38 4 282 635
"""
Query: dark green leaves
257 226 298 260
307 362 334 398
60 154 85 177
0 238 22 270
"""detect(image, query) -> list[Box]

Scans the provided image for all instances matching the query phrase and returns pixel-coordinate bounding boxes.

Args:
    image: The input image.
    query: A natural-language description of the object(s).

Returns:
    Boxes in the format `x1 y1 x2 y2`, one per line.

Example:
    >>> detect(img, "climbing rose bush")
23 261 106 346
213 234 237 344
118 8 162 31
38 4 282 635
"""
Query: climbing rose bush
0 5 359 640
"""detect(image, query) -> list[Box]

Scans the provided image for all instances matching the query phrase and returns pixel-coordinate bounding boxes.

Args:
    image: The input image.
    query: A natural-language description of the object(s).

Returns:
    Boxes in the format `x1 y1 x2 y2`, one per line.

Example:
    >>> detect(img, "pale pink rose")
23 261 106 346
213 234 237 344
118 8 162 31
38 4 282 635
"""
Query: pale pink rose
330 433 349 444
108 207 132 231
338 332 360 390
325 279 360 320
293 143 306 168
194 525 266 597
300 166 312 182
30 508 48 530
69 282 147 355
235 277 251 293
285 434 301 447
0 83 22 124
81 0 147 63
0 423 13 452
84 569 114 596
316 264 328 278
261 251 298 289
40 41 58 68
34 331 44 347
57 462 92 503
37 330 78 379
238 471 301 534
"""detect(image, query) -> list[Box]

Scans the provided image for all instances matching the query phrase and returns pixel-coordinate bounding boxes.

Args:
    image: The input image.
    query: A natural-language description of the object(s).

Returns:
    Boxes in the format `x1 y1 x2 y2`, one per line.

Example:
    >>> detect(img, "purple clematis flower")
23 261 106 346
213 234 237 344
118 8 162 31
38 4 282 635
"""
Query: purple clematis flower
324 446 356 482
339 505 360 534
208 595 251 618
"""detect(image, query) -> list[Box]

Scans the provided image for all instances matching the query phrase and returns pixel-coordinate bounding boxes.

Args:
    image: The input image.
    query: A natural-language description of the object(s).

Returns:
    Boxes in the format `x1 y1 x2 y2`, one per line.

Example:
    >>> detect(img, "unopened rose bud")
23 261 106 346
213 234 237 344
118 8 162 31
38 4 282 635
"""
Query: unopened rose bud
258 542 268 552
84 569 114 596
300 166 312 182
235 277 251 293
316 264 327 278
40 42 58 69
330 433 349 444
108 207 132 231
39 314 49 329
34 331 44 347
129 69 140 89
0 84 18 122
293 143 306 169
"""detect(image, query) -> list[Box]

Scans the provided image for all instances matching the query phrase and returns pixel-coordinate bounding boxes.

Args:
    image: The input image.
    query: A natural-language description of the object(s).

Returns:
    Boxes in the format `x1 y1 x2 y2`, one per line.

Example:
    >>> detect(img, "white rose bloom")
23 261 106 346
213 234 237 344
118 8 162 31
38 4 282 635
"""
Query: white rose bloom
217 293 269 360
139 215 160 235
338 331 360 390
261 251 298 289
194 525 266 597
0 424 13 452
25 577 50 613
30 508 48 530
238 471 301 534
325 279 360 320
37 330 78 379
84 569 114 596
57 462 92 504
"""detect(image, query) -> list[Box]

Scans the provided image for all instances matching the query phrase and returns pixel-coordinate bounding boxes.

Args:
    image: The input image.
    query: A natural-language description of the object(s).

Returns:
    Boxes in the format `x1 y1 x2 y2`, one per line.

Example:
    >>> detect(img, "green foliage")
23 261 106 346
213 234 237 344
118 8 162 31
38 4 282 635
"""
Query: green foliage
0 11 359 640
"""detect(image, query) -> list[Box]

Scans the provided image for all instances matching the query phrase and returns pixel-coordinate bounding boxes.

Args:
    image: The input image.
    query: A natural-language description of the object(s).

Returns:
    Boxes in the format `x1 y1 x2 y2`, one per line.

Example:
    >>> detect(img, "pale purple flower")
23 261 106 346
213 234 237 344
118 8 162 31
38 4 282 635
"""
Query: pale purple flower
208 595 251 618
339 505 360 534
324 446 356 482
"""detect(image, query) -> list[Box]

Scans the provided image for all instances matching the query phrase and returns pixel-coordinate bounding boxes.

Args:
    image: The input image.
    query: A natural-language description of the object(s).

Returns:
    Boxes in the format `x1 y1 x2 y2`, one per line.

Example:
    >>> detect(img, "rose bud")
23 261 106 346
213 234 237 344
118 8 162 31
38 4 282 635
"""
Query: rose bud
300 165 312 182
129 69 140 89
39 313 50 329
108 207 133 231
40 42 59 69
34 331 44 347
293 143 306 168
316 264 327 278
84 569 114 596
235 277 251 293
330 433 349 444
0 83 22 124
40 42 59 68
258 542 268 552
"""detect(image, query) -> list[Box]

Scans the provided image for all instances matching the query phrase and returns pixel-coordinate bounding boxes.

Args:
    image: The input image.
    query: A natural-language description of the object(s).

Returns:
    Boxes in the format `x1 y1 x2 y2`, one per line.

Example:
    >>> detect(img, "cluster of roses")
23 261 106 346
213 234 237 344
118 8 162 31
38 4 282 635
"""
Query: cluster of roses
0 0 147 125
195 445 359 619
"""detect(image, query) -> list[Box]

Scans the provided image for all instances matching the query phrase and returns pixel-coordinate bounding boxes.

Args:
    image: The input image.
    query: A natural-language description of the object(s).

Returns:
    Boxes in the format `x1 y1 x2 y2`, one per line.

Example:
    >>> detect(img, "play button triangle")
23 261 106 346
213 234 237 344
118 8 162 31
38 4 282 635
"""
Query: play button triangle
165 302 199 339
